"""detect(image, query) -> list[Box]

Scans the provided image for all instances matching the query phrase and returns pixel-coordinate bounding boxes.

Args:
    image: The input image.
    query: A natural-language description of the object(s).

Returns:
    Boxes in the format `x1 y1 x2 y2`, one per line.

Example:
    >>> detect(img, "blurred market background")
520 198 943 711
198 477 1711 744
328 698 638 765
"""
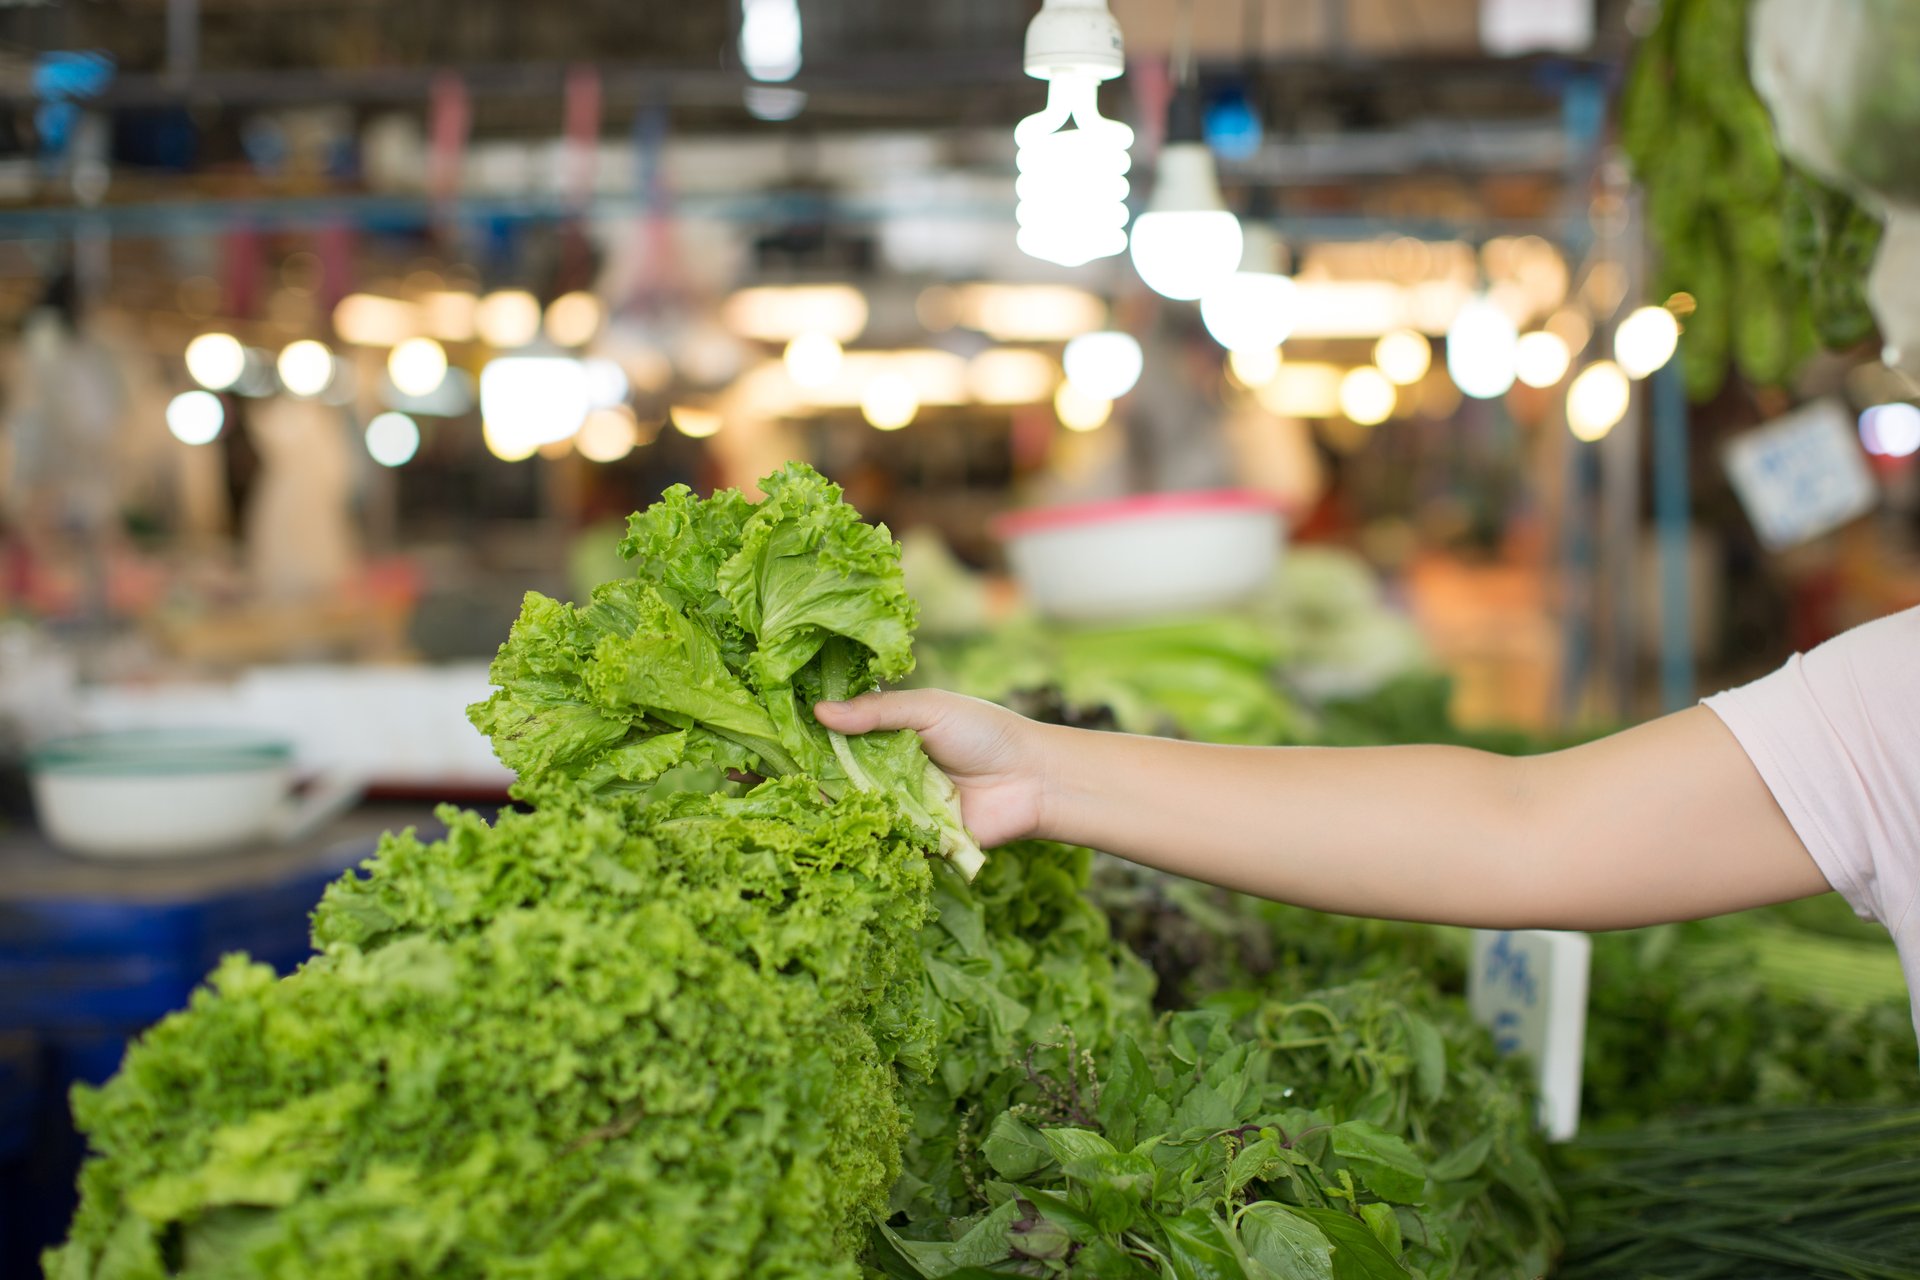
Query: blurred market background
3 0 1919 1274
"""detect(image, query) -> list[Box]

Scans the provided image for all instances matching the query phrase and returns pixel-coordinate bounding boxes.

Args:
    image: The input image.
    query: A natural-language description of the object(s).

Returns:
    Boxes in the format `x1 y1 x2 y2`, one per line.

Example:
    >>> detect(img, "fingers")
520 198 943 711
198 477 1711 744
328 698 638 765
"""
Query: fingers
813 689 953 735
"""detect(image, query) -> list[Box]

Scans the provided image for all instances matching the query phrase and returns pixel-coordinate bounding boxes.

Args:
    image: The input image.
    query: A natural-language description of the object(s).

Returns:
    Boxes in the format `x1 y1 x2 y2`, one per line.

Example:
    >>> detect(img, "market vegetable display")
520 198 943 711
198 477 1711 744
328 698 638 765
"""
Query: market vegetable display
47 467 1568 1279
1558 1105 1920 1279
1621 0 1882 398
914 547 1426 746
885 848 1560 1280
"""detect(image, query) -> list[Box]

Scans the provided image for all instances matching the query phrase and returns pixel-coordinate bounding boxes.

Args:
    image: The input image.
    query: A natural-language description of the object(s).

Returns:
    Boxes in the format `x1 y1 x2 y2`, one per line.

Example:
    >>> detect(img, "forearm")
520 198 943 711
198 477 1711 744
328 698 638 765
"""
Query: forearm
1030 707 1831 931
1034 727 1550 926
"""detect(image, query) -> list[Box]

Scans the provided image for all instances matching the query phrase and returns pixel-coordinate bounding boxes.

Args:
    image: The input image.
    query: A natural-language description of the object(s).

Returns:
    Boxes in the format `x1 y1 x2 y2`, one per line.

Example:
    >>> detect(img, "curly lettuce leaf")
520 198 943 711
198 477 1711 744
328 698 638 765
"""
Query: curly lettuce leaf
718 463 917 689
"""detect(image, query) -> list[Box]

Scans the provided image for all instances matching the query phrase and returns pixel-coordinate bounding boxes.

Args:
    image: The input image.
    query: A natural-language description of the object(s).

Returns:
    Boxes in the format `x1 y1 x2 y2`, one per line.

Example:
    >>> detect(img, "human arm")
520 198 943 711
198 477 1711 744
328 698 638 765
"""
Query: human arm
812 691 1832 931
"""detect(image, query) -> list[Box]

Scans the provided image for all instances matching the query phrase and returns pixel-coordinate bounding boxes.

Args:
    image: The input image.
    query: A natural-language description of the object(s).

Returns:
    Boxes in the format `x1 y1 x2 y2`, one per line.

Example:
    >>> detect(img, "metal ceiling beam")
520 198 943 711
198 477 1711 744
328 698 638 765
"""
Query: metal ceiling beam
0 51 1606 110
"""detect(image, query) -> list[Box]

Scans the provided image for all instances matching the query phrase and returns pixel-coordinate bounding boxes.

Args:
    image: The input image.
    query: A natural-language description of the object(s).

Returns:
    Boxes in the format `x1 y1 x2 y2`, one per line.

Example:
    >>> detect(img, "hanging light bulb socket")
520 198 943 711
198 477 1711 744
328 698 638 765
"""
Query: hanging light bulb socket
1023 0 1123 77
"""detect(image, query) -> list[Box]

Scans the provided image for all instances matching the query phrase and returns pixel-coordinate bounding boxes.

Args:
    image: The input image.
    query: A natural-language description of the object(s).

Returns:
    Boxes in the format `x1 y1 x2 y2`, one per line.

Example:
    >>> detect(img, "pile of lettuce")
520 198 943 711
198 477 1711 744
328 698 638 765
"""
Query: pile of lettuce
48 464 1561 1280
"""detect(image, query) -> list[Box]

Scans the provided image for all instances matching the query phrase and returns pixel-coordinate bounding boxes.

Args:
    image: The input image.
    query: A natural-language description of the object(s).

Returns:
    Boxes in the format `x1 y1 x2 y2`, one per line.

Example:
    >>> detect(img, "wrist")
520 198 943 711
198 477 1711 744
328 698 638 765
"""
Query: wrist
1025 720 1079 844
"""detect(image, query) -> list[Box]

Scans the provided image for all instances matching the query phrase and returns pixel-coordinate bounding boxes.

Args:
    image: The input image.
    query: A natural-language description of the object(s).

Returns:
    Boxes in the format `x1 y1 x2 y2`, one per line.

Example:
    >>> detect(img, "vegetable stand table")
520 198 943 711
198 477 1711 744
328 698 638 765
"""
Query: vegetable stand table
0 805 444 1273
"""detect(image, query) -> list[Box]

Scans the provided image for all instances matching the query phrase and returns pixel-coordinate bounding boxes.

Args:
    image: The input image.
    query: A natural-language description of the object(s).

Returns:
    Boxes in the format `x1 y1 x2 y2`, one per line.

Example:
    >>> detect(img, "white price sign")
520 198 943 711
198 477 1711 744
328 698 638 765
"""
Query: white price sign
1467 929 1591 1142
1723 397 1878 550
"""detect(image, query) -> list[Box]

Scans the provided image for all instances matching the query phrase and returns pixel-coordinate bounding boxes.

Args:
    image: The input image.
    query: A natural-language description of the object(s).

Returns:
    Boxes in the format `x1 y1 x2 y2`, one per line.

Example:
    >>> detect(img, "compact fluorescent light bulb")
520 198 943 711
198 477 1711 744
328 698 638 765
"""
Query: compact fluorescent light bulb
1014 0 1133 268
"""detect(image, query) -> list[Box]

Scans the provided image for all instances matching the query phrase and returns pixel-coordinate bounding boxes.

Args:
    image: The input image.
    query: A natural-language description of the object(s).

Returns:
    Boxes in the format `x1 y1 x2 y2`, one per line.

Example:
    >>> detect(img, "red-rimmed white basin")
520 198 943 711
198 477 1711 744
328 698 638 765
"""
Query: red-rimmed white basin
993 490 1286 620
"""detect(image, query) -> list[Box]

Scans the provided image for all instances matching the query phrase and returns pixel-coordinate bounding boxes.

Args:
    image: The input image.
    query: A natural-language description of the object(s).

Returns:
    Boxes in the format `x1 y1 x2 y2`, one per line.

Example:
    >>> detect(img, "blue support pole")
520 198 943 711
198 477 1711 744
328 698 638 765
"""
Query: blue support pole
1652 355 1695 710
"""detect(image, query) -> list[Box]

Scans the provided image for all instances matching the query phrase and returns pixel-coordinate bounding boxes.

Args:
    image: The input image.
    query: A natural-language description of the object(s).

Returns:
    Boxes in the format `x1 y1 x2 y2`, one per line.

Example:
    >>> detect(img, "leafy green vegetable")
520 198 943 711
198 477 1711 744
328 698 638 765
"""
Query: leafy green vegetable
471 462 983 877
1621 0 1881 399
48 785 936 1280
883 975 1558 1279
1559 1105 1920 1279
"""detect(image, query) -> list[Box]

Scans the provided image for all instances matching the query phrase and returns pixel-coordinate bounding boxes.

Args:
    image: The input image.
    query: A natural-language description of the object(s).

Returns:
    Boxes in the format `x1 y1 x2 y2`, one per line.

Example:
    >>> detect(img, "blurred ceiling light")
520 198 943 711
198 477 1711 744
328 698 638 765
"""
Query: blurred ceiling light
1288 282 1418 339
734 360 802 418
1401 279 1472 335
364 411 420 467
783 332 844 389
1860 402 1920 458
739 0 801 82
1202 84 1262 161
674 322 745 386
480 355 590 457
1129 136 1242 300
1545 306 1592 356
333 293 421 347
476 290 542 349
957 283 1104 342
1613 304 1681 379
1514 331 1573 388
1338 366 1395 426
583 357 629 408
1199 224 1297 353
1254 362 1344 418
483 418 540 462
744 86 807 120
783 349 968 409
544 291 604 347
1581 261 1628 317
916 285 961 332
384 366 475 418
537 436 578 460
576 405 641 463
1062 330 1143 400
1014 0 1132 267
1228 346 1280 388
861 373 919 431
185 333 246 392
165 390 224 445
722 284 868 343
1664 291 1698 317
890 349 970 405
1126 66 1242 300
1479 236 1519 279
671 405 723 438
421 290 479 342
276 340 336 397
1054 380 1112 432
1384 236 1435 283
1372 330 1432 385
967 348 1057 405
1445 297 1519 400
1512 235 1570 315
387 337 449 398
1567 360 1631 442
621 346 674 395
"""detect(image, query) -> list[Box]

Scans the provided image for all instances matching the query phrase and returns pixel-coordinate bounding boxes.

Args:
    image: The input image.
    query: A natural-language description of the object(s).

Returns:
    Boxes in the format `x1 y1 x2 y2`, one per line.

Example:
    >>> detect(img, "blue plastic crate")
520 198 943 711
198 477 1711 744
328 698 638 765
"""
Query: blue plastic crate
0 856 356 1031
0 1033 36 1162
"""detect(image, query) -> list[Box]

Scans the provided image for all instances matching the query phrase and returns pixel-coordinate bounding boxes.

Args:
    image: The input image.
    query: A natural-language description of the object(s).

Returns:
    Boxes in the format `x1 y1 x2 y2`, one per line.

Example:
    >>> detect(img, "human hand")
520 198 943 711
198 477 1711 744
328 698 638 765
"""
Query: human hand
813 690 1050 848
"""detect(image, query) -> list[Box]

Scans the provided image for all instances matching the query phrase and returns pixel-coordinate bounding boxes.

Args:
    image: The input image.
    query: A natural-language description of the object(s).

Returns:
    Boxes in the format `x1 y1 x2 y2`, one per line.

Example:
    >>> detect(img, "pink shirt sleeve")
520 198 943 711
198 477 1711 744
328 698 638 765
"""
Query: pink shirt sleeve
1703 605 1920 1040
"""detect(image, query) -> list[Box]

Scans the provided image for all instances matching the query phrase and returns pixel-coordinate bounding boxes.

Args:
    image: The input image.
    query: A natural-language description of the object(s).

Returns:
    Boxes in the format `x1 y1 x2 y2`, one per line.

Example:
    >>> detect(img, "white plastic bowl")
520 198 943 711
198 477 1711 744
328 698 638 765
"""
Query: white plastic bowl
995 491 1285 621
28 730 357 860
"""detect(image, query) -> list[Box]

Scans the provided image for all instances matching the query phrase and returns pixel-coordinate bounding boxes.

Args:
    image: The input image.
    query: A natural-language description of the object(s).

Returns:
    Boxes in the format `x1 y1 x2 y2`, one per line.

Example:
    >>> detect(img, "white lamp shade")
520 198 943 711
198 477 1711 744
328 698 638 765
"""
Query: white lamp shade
1128 143 1242 300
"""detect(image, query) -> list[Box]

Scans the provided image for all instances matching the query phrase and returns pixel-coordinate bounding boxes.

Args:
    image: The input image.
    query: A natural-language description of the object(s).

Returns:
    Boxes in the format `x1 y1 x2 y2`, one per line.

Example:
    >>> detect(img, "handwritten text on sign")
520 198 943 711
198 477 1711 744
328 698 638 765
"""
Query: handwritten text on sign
1467 929 1591 1142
